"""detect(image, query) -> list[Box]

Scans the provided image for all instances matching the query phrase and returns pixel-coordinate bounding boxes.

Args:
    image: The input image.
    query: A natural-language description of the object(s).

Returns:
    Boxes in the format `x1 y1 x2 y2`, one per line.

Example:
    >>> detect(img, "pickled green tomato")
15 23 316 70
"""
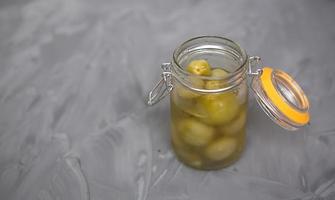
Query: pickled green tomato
177 59 211 98
180 153 202 168
186 59 211 76
172 93 206 118
201 68 240 125
205 137 237 161
205 68 229 90
220 110 246 136
176 77 204 99
211 68 229 77
172 81 207 118
173 147 203 168
199 93 240 125
178 118 214 147
236 82 248 105
205 80 224 90
171 125 203 168
171 123 181 146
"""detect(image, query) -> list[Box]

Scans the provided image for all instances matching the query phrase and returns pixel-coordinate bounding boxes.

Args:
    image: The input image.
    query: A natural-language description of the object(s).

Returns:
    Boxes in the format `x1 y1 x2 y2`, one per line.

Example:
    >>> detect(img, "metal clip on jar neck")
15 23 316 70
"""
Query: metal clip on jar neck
248 56 263 76
147 63 173 106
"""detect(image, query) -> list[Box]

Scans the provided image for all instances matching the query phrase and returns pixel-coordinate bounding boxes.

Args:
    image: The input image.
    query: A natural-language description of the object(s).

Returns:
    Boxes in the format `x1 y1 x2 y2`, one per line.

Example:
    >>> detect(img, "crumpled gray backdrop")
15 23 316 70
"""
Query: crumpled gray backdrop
0 0 335 199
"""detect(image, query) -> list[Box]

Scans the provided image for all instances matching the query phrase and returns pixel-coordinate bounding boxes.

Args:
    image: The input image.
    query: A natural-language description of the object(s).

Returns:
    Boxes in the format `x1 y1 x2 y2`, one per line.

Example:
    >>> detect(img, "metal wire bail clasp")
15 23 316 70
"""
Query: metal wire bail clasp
248 56 263 76
147 63 173 106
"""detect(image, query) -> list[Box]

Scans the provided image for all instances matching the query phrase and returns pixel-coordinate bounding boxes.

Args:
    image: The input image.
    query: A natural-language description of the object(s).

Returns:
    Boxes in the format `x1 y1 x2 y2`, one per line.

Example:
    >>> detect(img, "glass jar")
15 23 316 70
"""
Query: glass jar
148 36 310 170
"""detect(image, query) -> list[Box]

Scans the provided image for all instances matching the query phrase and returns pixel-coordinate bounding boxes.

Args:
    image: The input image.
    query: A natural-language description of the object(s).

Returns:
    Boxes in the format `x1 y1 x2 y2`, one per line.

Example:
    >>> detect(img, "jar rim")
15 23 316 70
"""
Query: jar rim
172 36 248 83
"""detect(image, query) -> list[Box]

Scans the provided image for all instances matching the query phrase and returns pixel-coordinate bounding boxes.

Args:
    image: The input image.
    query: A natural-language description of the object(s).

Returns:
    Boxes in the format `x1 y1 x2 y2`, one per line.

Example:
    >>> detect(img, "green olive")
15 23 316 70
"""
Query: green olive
175 77 204 99
186 59 211 76
178 118 214 147
205 137 237 161
199 93 240 125
220 110 247 136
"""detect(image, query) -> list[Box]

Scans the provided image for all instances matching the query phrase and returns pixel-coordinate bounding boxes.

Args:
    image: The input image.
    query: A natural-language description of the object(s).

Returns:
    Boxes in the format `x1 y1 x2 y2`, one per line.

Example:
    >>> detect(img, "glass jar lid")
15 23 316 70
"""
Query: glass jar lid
251 67 310 131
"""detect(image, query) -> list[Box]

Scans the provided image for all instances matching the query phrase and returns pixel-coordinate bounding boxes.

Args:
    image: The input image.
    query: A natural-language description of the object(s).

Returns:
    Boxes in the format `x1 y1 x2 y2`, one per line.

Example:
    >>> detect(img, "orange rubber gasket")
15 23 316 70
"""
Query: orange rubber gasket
260 67 310 125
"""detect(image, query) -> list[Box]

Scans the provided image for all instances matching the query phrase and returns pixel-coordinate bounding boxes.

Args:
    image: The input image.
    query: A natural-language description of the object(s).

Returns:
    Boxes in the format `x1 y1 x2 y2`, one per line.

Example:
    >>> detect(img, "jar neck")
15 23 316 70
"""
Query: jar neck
171 36 248 93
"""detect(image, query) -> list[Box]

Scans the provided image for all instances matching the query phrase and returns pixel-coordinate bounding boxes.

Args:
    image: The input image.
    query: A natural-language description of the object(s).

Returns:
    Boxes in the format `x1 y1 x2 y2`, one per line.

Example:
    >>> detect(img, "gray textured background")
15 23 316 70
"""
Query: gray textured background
0 0 335 199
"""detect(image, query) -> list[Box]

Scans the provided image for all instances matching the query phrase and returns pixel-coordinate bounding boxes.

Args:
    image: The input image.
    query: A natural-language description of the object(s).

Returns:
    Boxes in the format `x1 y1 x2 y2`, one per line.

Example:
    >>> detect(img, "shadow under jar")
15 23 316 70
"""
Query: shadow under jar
148 36 310 170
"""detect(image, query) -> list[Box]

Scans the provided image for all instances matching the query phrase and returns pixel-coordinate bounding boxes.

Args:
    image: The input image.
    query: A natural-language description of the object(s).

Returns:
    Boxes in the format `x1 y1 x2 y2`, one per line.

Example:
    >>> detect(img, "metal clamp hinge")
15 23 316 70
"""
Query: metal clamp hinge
248 56 263 76
147 63 173 106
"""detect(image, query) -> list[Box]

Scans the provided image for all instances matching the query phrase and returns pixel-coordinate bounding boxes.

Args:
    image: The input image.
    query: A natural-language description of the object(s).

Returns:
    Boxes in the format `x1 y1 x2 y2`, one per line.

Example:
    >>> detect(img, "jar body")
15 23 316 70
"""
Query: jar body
170 78 248 170
169 36 249 170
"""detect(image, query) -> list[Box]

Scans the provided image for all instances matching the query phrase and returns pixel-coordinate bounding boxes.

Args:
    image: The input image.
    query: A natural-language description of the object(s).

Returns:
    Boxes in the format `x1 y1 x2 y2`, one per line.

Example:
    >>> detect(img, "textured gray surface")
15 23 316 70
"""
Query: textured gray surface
0 0 335 199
